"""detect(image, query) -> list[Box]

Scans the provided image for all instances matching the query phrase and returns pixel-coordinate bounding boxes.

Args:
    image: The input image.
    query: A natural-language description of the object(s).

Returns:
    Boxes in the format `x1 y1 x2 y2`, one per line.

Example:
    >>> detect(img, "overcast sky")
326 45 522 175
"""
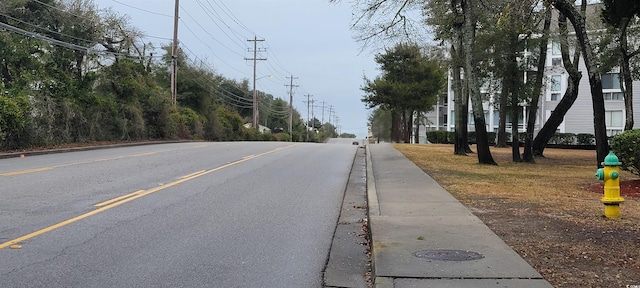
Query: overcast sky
92 0 381 138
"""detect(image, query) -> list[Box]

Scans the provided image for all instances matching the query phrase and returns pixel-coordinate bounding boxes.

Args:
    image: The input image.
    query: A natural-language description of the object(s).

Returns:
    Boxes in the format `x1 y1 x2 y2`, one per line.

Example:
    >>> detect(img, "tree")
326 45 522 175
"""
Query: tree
425 0 472 155
549 0 609 166
601 0 640 131
533 6 584 157
361 43 444 143
368 108 392 142
462 0 497 165
523 6 552 162
488 0 544 162
265 98 290 132
340 132 357 138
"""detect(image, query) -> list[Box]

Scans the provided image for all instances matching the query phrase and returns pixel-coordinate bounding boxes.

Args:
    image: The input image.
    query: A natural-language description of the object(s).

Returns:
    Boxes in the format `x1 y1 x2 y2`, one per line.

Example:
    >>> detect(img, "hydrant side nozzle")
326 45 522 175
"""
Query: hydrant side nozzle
610 171 619 180
595 168 604 180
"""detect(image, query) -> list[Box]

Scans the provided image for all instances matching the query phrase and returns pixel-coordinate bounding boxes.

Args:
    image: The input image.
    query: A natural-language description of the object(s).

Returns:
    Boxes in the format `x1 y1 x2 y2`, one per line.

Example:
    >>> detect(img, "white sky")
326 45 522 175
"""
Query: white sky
92 0 381 138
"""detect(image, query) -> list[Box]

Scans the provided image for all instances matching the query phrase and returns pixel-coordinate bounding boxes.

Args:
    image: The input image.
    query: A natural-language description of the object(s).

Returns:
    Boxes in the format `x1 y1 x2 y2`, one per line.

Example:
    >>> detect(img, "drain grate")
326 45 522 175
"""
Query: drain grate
413 249 485 261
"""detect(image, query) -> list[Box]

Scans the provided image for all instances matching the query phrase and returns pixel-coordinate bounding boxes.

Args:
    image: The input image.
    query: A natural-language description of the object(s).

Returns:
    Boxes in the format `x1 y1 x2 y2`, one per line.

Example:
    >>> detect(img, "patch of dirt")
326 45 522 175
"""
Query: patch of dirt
586 178 640 200
470 200 640 287
459 179 640 287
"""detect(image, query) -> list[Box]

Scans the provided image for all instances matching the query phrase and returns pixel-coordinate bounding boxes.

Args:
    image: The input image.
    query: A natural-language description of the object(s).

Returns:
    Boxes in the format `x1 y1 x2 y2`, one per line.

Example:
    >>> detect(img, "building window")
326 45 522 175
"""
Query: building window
605 110 623 128
607 129 623 136
602 73 621 90
551 75 561 91
552 42 561 55
549 75 561 101
604 92 623 100
552 57 562 66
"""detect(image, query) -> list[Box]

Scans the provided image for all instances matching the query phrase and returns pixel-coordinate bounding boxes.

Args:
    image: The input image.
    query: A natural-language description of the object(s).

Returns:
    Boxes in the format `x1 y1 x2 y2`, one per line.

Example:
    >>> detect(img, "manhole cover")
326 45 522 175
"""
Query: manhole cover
413 249 484 261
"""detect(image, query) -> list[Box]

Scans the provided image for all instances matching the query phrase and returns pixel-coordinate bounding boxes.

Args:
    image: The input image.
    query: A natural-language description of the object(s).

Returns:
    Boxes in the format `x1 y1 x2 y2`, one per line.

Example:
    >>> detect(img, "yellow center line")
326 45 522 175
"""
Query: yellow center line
0 144 298 250
132 152 157 157
94 190 145 207
0 145 212 177
180 170 207 179
1 167 55 176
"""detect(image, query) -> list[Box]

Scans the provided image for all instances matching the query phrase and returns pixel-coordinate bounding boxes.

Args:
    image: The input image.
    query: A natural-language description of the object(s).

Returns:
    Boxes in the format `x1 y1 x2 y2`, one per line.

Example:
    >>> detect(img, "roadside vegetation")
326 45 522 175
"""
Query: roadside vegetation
395 143 640 287
0 0 336 151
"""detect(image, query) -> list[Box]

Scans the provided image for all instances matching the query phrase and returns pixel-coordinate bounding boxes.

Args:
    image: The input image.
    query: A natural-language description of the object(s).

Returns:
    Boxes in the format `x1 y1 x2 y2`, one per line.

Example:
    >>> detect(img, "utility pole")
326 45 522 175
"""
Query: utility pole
285 75 299 142
320 101 326 126
304 94 312 142
171 0 179 105
245 36 266 129
328 105 334 136
310 99 315 132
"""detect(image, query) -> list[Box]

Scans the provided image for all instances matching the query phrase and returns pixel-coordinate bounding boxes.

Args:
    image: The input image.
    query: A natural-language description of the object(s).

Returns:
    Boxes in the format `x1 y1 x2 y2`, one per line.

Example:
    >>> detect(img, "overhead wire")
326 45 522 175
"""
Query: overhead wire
195 0 247 48
210 0 255 36
111 0 173 18
0 21 162 61
30 0 173 49
179 4 245 55
0 12 96 45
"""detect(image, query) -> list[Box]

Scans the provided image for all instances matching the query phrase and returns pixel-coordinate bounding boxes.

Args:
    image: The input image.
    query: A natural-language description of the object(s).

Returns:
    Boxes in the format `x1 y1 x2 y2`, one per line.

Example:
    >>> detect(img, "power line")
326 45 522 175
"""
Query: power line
111 0 173 18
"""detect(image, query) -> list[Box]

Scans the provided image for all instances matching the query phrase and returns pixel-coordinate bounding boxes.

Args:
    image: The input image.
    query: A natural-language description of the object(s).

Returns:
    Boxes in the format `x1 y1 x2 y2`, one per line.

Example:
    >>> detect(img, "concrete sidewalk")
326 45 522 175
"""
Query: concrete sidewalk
366 143 553 288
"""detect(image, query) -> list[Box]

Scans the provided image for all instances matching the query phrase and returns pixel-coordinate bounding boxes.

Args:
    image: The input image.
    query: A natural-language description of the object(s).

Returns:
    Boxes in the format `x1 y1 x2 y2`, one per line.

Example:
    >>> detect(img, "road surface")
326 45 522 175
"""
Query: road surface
0 140 359 287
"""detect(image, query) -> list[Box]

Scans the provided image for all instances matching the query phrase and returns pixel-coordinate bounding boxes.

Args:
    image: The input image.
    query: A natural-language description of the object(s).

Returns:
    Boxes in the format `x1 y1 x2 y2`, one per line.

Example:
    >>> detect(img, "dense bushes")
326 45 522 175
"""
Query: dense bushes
0 92 30 149
423 131 598 147
611 129 640 176
425 131 452 143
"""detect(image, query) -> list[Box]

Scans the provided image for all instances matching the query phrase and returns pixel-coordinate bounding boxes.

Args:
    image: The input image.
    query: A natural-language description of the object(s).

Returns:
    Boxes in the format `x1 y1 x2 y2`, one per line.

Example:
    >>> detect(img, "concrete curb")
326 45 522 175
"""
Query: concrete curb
365 143 381 287
366 144 381 217
0 141 188 159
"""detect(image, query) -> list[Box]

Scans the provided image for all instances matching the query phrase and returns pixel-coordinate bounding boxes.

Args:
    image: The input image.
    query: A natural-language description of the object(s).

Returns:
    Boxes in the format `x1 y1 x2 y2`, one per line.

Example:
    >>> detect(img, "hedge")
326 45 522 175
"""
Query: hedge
610 129 640 176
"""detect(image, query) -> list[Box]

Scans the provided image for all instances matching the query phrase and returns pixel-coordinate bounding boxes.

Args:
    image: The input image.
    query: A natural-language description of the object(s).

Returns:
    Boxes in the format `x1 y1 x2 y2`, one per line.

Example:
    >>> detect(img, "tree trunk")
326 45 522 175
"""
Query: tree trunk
453 58 467 155
533 8 582 156
463 0 496 165
462 75 473 153
507 33 521 162
452 19 472 155
405 109 413 143
551 0 609 166
391 110 400 143
620 18 635 130
496 78 508 147
511 85 521 162
523 7 552 163
414 111 421 144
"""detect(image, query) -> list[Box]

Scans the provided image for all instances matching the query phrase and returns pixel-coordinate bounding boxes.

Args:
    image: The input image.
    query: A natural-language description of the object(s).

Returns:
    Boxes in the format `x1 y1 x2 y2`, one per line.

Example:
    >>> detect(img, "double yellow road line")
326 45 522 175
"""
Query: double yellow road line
0 144 297 250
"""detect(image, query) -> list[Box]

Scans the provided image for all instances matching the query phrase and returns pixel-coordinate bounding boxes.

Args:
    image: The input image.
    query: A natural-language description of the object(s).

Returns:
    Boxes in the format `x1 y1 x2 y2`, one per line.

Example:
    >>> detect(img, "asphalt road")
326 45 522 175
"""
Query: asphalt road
0 140 360 287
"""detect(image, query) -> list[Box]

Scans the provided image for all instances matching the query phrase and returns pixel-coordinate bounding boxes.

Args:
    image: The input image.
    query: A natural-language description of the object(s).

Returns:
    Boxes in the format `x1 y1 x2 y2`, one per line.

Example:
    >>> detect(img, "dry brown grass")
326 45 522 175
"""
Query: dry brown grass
394 143 640 287
395 143 640 222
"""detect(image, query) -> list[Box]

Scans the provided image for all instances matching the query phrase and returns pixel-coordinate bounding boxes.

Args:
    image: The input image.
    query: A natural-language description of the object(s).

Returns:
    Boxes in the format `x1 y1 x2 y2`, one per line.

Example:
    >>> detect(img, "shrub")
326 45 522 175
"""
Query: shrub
576 133 595 145
549 133 576 145
610 129 640 176
426 131 451 143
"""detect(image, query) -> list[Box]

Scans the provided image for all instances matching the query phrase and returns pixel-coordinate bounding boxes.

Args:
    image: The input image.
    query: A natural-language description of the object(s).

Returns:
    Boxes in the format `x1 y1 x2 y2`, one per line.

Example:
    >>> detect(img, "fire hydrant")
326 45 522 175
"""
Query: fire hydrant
595 151 625 219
